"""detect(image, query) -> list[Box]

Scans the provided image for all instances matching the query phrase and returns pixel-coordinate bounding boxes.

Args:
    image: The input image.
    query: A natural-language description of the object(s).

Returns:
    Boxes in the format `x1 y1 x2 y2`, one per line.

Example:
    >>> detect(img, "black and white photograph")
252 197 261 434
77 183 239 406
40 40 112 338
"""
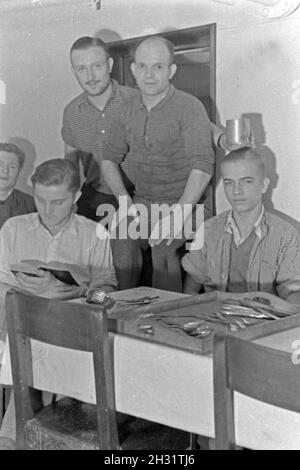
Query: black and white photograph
0 0 299 452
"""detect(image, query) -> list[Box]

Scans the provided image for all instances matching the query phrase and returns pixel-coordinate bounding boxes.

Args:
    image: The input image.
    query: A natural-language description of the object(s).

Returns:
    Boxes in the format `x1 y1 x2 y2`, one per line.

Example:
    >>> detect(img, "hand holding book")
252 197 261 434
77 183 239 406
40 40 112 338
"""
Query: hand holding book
11 268 83 300
10 259 79 286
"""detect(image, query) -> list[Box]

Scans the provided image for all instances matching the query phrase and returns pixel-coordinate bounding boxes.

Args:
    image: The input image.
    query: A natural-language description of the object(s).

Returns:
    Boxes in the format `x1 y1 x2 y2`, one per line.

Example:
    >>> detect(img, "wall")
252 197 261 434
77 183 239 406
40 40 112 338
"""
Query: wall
0 0 299 223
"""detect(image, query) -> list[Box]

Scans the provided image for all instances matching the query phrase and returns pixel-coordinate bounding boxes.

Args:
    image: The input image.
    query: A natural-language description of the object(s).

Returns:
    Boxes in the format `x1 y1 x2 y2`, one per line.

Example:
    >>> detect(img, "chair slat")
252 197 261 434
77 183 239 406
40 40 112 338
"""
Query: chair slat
5 289 119 450
214 330 300 450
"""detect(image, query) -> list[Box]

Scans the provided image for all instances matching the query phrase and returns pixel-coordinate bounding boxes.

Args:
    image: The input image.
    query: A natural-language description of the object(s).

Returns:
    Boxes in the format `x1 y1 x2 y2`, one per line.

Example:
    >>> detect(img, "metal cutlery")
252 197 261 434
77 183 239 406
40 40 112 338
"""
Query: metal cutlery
221 304 279 320
184 325 213 338
116 296 160 306
136 324 155 335
86 290 116 309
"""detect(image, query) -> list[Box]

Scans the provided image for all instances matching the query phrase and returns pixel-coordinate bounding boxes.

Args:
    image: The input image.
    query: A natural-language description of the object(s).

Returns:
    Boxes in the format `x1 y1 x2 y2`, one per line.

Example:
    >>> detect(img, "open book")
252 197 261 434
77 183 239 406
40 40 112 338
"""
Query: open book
10 259 79 286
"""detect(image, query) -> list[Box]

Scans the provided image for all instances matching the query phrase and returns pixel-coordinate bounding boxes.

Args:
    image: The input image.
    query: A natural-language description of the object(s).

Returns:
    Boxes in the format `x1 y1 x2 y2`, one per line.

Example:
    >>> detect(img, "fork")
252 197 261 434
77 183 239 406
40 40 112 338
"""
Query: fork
116 296 160 305
86 290 116 308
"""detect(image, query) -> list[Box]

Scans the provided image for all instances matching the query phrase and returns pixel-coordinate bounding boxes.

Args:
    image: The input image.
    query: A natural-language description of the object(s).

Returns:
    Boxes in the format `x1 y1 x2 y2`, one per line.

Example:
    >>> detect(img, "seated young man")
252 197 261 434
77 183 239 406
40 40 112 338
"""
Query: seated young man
182 147 300 304
0 158 117 449
0 142 36 228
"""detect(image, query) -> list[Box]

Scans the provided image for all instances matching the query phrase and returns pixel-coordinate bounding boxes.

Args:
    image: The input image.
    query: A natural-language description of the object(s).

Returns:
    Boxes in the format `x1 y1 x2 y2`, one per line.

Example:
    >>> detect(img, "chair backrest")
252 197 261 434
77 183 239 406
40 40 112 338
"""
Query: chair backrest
5 289 119 450
213 331 300 450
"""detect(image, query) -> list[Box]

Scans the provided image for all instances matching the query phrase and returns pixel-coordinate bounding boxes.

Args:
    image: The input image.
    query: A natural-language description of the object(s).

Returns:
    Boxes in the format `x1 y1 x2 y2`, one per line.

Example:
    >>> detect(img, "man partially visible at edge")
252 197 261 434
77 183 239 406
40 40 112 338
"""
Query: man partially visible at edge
0 142 36 229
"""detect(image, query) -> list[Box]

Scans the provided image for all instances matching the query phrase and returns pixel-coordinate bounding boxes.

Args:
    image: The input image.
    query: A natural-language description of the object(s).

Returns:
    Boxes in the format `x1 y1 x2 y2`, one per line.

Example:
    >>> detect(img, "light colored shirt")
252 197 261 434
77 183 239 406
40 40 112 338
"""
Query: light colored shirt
0 213 117 354
0 212 117 292
226 206 265 248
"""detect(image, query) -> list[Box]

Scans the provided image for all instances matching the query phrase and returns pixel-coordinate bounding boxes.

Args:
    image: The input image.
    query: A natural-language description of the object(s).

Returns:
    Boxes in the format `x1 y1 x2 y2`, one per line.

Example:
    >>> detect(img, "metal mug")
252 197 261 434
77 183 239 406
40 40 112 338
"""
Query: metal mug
226 118 252 147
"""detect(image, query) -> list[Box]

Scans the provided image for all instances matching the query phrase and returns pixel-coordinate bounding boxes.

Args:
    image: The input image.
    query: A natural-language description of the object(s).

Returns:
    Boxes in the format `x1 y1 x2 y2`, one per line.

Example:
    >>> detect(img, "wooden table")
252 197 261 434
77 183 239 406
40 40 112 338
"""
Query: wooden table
1 287 300 449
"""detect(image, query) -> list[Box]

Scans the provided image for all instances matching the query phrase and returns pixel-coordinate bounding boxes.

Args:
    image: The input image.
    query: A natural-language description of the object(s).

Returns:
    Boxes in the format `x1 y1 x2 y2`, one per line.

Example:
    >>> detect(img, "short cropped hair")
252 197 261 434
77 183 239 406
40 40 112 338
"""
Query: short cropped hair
221 147 266 177
70 36 109 60
31 158 81 193
133 35 175 65
0 142 25 168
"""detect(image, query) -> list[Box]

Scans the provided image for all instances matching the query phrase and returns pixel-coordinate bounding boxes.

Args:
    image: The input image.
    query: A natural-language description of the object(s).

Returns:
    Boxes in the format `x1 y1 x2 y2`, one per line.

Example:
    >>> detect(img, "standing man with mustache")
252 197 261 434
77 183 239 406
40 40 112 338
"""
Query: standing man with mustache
62 37 140 289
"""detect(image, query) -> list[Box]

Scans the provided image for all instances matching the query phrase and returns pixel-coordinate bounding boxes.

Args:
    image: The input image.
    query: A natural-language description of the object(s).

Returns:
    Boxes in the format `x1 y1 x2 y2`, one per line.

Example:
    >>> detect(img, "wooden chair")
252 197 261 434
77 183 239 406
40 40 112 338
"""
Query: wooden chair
5 289 189 450
0 386 11 426
0 386 3 425
213 331 300 450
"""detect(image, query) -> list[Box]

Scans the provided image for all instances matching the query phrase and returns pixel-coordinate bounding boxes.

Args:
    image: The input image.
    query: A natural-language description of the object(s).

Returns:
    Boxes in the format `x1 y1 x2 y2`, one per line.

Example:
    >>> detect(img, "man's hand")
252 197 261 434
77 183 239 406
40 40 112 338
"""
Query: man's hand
149 205 191 247
15 271 81 300
148 214 175 247
218 128 254 152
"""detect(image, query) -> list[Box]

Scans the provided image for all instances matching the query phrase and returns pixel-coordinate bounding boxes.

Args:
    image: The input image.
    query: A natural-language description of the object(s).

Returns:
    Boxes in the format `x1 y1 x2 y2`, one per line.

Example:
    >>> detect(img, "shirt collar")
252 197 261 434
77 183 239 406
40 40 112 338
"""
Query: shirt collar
225 206 265 247
27 212 78 237
136 84 175 111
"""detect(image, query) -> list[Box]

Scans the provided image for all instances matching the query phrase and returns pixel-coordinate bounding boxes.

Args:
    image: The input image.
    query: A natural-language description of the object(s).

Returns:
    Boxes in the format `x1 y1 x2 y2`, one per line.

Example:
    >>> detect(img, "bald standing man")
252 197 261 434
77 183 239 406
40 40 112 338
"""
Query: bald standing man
101 36 215 292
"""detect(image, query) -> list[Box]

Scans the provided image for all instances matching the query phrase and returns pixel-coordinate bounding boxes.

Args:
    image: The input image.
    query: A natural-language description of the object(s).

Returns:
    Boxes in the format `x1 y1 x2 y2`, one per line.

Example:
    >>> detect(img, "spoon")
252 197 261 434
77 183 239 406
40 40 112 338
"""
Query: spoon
183 320 206 331
185 325 213 338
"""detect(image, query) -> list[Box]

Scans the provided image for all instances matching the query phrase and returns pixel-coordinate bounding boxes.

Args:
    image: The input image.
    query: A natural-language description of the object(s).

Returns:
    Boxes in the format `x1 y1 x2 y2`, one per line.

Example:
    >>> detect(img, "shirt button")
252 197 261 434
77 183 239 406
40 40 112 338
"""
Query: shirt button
101 130 106 134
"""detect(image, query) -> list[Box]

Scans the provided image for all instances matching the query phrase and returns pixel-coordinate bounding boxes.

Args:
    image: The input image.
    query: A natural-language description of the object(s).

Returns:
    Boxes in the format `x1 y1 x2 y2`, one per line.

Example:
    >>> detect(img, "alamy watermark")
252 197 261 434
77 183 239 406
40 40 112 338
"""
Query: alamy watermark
291 340 300 365
95 196 205 250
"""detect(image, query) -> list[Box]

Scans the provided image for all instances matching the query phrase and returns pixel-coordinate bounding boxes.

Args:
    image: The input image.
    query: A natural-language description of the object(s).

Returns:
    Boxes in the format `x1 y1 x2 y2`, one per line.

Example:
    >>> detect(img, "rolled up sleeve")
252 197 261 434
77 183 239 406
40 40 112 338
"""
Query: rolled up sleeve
182 99 215 176
61 107 75 148
102 111 129 165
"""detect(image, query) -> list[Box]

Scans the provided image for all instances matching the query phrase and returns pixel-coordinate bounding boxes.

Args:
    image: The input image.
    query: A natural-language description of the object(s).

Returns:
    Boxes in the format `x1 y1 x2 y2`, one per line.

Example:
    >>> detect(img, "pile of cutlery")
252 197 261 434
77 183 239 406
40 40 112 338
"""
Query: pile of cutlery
136 296 294 338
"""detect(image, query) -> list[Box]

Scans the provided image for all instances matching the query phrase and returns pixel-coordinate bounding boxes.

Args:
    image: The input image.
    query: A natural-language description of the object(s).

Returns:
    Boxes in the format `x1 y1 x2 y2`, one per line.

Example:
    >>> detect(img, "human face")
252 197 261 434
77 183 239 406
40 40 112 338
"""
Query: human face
131 40 177 99
0 151 21 193
221 159 269 215
33 182 80 233
71 46 113 97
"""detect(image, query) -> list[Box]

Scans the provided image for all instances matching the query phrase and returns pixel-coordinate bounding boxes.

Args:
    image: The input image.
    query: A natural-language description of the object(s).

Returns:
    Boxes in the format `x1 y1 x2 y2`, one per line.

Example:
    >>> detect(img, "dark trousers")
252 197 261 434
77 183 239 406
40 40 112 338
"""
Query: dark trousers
76 184 140 291
130 195 211 293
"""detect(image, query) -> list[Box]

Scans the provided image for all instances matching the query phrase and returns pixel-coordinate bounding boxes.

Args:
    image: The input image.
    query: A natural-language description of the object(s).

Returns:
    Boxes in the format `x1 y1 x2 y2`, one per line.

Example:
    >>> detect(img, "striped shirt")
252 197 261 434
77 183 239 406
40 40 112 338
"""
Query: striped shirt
62 79 138 193
182 210 300 299
102 84 215 204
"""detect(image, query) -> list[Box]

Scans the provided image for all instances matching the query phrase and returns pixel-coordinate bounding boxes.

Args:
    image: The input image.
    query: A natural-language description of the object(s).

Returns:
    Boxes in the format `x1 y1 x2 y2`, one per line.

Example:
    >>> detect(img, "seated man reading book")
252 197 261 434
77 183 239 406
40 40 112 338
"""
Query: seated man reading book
0 158 117 449
182 147 300 304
